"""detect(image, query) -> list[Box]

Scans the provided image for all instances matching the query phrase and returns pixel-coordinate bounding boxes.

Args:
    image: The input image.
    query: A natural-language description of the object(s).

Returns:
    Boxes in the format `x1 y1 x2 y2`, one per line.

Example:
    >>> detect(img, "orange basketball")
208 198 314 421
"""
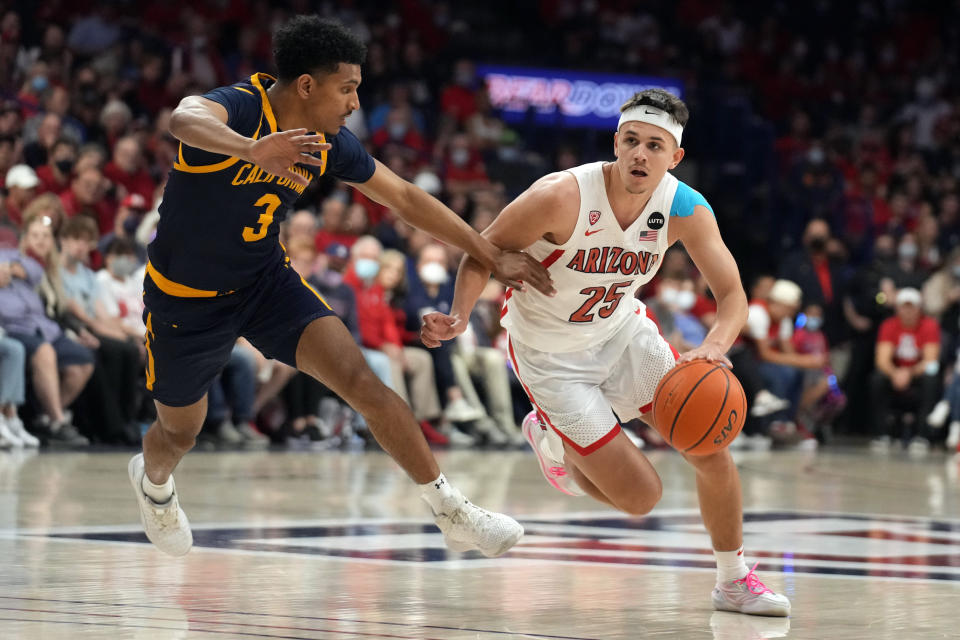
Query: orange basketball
651 360 747 455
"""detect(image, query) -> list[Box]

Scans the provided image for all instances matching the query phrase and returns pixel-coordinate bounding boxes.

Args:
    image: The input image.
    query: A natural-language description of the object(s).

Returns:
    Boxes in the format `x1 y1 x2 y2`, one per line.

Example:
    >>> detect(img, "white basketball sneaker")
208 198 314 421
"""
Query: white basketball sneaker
521 411 585 496
429 488 523 557
6 415 39 447
128 454 193 556
712 563 791 617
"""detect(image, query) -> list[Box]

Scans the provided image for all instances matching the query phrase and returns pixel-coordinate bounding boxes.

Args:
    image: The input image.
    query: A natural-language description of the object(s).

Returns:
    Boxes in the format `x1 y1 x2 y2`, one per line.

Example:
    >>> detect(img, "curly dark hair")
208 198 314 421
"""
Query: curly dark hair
620 89 689 128
273 16 367 81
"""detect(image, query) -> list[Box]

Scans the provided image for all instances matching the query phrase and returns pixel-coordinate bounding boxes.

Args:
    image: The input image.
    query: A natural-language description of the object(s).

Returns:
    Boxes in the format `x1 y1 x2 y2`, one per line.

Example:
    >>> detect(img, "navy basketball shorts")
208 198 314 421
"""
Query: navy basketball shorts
142 260 335 407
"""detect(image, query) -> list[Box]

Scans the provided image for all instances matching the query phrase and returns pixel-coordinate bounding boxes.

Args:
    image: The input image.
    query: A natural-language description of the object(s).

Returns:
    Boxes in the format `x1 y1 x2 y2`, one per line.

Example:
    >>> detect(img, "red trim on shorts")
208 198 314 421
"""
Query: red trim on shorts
507 336 620 456
500 303 509 319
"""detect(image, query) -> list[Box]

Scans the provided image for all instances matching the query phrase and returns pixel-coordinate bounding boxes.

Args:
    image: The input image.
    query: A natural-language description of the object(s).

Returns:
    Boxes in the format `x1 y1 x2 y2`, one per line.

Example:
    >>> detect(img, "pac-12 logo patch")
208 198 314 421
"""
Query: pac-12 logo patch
647 212 665 229
589 210 601 225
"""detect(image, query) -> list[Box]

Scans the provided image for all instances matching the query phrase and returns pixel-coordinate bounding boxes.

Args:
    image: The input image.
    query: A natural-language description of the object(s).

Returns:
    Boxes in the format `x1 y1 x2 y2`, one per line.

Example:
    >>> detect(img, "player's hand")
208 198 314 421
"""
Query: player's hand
675 341 733 368
247 129 332 187
421 312 466 348
491 250 556 296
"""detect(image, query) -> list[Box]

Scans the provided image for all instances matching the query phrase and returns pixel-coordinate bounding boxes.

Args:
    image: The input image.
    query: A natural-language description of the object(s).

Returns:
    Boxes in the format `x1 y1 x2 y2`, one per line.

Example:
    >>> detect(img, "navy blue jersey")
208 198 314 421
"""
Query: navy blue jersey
147 73 375 295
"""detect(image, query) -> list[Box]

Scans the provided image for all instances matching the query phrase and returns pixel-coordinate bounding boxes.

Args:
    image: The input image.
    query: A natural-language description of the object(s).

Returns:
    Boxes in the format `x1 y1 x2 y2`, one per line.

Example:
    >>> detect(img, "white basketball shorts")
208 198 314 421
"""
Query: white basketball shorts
507 305 678 455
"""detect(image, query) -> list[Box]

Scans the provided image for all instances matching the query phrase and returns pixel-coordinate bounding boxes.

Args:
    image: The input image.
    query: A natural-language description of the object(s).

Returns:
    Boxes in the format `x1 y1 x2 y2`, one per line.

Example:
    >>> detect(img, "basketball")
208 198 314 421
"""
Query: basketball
651 360 747 455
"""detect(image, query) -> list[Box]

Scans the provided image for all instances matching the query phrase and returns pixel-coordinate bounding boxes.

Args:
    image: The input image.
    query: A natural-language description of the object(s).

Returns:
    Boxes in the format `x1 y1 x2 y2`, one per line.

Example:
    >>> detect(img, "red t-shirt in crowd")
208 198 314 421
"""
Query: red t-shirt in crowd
877 315 940 368
344 269 401 349
35 165 72 196
102 162 156 206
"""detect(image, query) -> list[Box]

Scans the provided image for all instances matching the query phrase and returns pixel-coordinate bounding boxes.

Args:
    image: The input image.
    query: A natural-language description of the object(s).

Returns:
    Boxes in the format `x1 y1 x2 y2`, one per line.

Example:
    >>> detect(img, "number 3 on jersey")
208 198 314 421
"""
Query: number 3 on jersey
242 194 281 242
569 281 632 323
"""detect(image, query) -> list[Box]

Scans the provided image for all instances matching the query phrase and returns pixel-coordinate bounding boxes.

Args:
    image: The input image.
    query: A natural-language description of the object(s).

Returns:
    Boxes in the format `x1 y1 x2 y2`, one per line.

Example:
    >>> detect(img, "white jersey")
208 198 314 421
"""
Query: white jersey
502 161 700 353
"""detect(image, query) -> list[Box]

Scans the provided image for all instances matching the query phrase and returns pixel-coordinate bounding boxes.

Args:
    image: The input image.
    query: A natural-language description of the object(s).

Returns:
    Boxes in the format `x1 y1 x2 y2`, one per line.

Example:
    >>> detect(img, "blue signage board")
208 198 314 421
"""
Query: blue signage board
477 64 684 130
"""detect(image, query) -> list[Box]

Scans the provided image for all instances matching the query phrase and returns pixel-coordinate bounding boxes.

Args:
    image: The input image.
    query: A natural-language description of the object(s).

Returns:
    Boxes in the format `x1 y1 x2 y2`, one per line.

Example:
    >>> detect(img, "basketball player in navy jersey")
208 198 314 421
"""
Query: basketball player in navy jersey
422 89 791 616
129 16 554 560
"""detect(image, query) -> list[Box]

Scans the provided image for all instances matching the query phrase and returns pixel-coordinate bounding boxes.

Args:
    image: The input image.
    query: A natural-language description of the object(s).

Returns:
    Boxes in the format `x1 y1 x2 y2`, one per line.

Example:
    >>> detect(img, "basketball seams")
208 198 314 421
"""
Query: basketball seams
683 367 730 453
653 360 696 424
667 364 722 445
652 360 697 429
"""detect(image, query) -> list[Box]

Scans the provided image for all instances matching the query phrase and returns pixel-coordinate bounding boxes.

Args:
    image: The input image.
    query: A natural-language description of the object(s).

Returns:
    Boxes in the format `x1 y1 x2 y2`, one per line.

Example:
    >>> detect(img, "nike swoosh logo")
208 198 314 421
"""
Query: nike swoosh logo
644 109 658 114
584 229 604 236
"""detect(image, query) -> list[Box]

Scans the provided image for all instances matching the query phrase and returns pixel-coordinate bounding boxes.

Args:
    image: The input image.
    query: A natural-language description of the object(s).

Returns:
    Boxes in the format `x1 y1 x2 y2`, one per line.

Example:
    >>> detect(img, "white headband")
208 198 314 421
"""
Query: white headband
617 105 683 146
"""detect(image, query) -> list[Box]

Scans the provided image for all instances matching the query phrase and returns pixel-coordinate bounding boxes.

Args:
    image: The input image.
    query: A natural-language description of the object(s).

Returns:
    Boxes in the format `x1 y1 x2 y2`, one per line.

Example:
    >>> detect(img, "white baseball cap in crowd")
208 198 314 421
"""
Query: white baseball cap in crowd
5 164 39 190
768 279 803 307
895 287 922 306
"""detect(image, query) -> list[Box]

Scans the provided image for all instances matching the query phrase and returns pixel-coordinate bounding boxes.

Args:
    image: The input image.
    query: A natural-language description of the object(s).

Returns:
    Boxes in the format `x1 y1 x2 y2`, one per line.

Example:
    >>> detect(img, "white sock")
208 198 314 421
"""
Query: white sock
419 473 458 515
142 475 174 504
714 546 749 584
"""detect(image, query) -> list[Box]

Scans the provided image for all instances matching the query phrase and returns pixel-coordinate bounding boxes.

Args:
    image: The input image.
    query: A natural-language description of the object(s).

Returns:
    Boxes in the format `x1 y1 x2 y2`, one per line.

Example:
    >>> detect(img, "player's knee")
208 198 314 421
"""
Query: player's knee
615 478 662 516
342 366 394 410
157 416 202 452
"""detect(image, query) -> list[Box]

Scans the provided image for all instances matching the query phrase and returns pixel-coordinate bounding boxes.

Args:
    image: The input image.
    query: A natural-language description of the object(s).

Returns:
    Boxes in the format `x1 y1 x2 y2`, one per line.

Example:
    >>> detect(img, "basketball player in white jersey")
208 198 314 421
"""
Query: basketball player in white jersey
421 89 791 617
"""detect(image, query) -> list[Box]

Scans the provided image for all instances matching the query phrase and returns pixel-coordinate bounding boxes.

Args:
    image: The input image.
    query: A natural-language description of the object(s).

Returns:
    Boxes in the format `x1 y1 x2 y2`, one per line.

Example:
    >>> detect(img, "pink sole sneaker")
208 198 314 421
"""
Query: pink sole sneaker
521 412 585 497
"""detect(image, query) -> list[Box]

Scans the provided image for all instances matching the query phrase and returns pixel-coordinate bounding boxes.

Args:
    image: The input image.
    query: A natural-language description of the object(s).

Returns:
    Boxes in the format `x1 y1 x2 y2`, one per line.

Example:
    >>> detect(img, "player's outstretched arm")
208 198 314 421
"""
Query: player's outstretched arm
168 96 330 187
672 206 748 366
349 161 557 295
421 173 574 348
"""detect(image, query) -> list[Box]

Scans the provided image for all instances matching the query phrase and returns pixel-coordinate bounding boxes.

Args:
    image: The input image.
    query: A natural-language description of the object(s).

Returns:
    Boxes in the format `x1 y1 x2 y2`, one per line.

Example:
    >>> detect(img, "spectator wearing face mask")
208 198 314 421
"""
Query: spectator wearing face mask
35 137 77 196
95 236 146 338
345 235 447 444
646 275 703 352
791 303 845 441
442 133 489 196
59 216 143 444
778 218 847 344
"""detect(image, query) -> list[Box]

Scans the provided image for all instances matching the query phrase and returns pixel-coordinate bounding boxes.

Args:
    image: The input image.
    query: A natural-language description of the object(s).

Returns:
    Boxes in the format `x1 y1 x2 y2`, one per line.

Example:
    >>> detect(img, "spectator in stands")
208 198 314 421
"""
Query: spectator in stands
778 218 846 344
281 236 351 446
746 279 822 447
60 167 116 234
396 244 491 445
22 112 62 168
59 216 142 443
3 164 39 228
98 99 132 152
345 235 447 444
0 318 36 447
870 288 941 453
443 133 489 196
96 237 146 338
440 60 478 124
103 136 155 206
35 137 77 196
1 213 93 446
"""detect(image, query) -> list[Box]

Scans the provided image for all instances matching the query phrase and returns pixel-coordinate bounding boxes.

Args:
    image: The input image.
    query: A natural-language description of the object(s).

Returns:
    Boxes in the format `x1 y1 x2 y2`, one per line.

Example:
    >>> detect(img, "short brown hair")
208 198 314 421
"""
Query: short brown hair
620 89 689 128
59 215 98 242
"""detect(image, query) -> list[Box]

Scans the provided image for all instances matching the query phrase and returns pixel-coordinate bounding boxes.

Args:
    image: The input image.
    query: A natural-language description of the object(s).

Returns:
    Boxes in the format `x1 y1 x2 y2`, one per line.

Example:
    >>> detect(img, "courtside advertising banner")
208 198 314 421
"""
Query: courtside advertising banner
477 65 684 130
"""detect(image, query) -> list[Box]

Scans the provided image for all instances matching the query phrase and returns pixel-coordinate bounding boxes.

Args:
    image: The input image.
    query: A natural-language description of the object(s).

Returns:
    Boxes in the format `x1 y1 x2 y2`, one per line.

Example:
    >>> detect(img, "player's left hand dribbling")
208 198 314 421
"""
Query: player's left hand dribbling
492 250 556 296
675 341 733 368
420 312 464 348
